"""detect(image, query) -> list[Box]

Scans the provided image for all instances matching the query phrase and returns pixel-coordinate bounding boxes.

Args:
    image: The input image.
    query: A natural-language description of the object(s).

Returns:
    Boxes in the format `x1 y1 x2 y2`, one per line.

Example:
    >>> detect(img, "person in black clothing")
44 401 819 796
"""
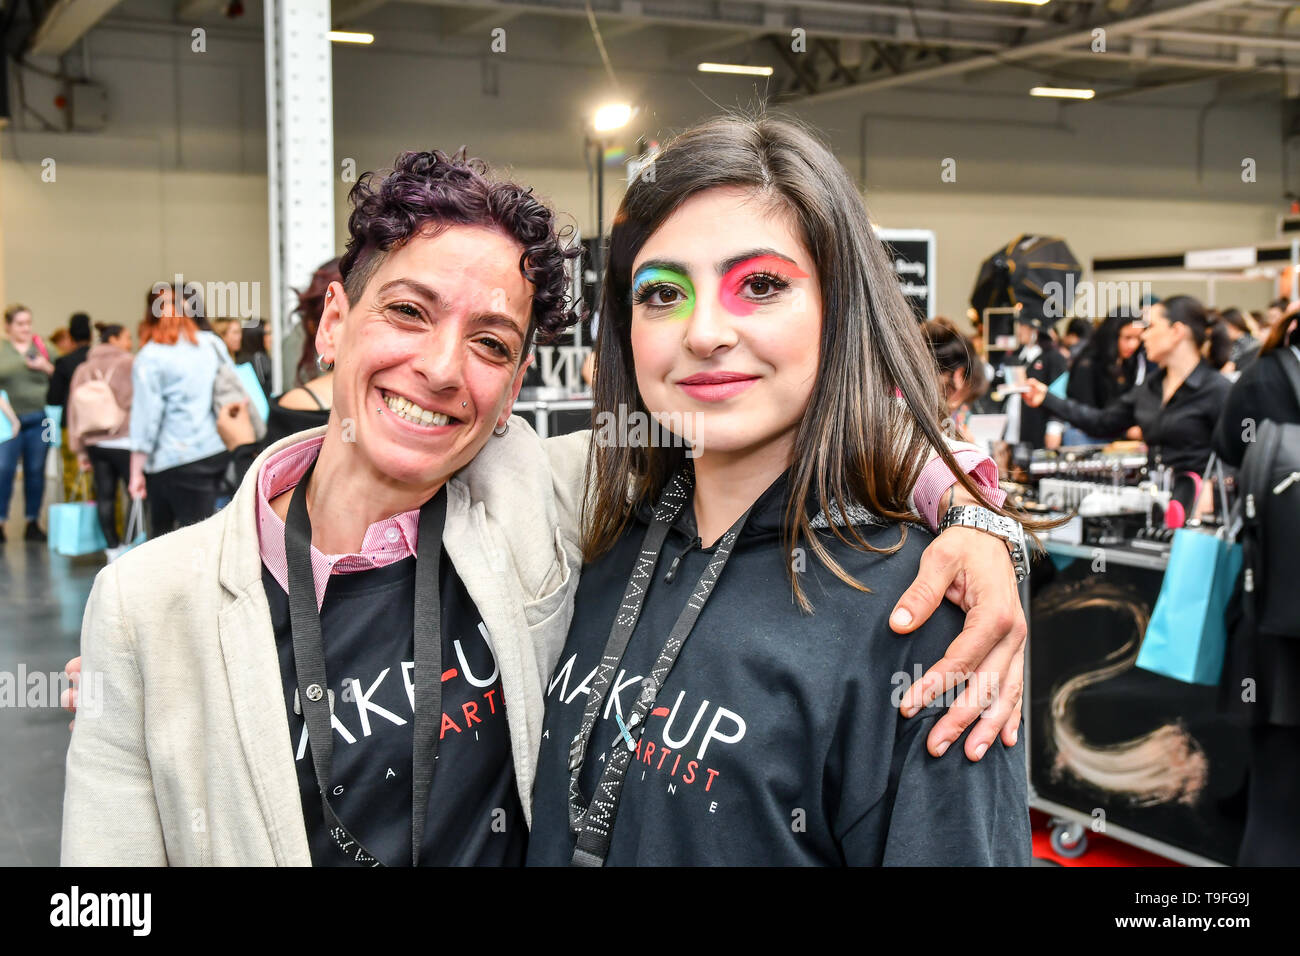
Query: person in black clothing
527 116 1030 866
46 312 93 417
235 319 274 398
1061 317 1092 362
1006 313 1067 450
1066 310 1146 411
1026 295 1231 520
1220 307 1260 375
1212 308 1300 866
1206 321 1235 374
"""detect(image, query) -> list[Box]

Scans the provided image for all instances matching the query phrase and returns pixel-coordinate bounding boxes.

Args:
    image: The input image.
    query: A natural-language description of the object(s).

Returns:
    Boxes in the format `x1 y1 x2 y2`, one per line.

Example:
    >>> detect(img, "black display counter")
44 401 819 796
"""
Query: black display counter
1027 540 1249 865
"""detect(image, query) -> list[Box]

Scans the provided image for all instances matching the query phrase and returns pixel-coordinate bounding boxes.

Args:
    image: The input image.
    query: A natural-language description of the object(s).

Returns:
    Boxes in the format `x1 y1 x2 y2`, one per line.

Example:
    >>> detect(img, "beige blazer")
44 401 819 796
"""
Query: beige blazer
62 418 588 865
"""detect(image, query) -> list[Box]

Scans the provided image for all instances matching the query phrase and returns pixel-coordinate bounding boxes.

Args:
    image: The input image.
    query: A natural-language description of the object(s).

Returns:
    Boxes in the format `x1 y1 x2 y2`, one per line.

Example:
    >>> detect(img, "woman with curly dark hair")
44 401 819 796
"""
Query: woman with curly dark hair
64 147 585 865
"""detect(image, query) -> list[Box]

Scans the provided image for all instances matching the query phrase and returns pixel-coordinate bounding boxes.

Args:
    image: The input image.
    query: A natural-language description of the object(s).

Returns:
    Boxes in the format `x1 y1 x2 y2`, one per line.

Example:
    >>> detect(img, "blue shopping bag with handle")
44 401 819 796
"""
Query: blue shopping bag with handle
1136 525 1242 685
0 390 18 443
121 498 148 554
235 362 270 426
47 472 107 557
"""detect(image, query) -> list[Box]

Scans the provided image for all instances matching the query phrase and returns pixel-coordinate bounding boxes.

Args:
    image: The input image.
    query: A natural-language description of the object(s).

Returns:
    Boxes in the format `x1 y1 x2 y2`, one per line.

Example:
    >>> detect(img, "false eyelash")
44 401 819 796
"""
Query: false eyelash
743 271 792 291
632 283 682 305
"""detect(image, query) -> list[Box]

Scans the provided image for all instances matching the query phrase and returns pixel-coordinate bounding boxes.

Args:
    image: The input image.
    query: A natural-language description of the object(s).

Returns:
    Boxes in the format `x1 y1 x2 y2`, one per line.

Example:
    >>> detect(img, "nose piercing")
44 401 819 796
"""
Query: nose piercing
461 402 467 408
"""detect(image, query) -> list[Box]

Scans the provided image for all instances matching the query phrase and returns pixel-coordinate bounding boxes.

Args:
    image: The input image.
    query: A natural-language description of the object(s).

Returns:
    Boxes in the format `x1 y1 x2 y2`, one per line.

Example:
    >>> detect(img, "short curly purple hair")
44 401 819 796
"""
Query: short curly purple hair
340 148 578 352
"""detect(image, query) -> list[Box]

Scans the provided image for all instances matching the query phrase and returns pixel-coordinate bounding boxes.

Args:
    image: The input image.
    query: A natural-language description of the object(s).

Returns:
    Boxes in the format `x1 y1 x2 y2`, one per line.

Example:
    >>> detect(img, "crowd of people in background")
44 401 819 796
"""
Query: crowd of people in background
0 281 292 552
923 292 1296 483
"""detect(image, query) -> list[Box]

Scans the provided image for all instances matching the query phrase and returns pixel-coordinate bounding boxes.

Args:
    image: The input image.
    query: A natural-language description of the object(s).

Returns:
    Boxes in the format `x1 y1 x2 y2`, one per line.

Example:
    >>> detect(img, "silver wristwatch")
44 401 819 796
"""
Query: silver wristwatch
937 505 1029 584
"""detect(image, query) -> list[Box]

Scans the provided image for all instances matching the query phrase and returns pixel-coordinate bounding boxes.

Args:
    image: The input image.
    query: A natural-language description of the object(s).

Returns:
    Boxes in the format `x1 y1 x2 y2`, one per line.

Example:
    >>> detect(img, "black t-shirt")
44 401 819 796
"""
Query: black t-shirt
264 550 527 866
526 475 1031 866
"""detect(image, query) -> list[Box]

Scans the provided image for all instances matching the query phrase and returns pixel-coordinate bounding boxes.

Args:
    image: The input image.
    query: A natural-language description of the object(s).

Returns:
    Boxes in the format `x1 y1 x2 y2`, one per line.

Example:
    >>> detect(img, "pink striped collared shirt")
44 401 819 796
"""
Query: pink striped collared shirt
256 436 420 611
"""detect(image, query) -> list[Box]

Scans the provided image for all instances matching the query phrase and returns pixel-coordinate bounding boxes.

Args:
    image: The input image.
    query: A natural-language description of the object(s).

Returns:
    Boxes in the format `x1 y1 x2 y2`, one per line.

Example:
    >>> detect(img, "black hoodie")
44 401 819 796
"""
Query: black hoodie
526 472 1031 866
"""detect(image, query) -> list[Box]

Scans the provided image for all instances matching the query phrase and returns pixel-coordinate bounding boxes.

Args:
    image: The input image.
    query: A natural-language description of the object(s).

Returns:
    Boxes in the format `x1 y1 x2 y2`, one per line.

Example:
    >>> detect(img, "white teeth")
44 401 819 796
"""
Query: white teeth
383 393 453 427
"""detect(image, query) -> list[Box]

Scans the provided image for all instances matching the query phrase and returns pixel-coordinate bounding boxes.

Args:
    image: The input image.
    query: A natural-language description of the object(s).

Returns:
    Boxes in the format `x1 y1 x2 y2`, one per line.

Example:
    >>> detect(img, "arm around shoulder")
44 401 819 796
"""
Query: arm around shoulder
61 564 167 866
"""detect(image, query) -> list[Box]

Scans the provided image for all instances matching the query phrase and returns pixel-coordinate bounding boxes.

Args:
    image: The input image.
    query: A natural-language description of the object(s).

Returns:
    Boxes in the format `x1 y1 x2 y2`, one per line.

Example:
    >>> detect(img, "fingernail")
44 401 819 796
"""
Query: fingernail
901 703 917 718
974 742 988 759
890 607 912 628
1009 728 1018 746
934 739 950 756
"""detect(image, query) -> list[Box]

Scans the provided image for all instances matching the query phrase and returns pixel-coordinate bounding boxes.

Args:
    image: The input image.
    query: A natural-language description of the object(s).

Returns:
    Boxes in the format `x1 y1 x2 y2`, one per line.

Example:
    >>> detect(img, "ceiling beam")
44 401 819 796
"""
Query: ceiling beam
794 0 1252 104
1137 28 1300 51
1054 46 1290 72
28 0 123 55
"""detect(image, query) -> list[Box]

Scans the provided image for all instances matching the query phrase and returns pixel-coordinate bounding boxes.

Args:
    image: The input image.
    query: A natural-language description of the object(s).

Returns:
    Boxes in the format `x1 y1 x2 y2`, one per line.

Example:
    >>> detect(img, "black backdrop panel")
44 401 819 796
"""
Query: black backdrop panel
1029 551 1248 864
878 236 933 320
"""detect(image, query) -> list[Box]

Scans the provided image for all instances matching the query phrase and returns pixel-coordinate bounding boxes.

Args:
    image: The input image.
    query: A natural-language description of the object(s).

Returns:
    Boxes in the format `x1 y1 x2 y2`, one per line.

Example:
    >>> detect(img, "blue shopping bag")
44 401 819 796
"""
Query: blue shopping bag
235 362 270 425
1136 527 1243 685
47 473 107 557
0 390 17 443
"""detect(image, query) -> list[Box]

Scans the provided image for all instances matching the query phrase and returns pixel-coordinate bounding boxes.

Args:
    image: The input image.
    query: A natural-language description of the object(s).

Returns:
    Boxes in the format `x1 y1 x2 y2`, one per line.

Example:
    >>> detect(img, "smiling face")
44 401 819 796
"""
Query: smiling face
628 186 821 461
316 224 533 491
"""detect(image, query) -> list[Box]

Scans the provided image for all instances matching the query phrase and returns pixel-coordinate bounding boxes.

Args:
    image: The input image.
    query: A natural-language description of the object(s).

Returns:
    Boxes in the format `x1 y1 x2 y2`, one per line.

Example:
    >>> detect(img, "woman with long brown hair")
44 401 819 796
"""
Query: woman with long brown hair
526 115 1029 866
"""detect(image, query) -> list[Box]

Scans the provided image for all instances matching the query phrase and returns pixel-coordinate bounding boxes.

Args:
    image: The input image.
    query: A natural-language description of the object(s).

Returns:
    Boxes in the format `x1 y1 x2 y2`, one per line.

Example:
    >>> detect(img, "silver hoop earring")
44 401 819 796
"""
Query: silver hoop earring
493 421 509 437
316 355 334 373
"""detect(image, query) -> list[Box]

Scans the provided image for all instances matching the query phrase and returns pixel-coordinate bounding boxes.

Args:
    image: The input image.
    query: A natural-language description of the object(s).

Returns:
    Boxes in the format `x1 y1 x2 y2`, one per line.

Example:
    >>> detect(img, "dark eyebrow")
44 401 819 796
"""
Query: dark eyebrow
471 312 526 340
716 248 798 276
375 278 447 310
632 259 692 279
378 278 524 339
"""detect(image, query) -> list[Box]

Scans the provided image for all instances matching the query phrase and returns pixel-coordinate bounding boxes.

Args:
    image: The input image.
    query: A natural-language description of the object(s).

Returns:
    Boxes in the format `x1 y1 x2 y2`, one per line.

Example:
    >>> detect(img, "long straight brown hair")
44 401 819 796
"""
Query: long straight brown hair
583 113 1014 611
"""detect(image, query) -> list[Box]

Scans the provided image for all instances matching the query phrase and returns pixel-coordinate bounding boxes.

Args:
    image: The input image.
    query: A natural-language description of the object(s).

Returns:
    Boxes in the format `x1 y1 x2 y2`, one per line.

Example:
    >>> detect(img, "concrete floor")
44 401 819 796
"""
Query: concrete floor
1 468 100 866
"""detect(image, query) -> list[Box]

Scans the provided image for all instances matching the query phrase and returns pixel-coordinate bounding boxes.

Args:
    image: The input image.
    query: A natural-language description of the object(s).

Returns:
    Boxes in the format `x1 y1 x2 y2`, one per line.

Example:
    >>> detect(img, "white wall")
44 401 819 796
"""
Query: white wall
1 5 1288 343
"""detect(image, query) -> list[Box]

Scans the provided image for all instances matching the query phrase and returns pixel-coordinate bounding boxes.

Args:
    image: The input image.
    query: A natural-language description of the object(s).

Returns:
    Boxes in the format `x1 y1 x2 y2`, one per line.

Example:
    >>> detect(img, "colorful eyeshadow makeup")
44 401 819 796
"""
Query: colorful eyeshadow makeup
719 255 809 316
631 266 696 320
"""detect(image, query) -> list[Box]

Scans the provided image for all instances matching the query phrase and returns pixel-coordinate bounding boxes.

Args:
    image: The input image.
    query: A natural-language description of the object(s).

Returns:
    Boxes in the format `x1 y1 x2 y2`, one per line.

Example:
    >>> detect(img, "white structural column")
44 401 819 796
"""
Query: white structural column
264 0 335 394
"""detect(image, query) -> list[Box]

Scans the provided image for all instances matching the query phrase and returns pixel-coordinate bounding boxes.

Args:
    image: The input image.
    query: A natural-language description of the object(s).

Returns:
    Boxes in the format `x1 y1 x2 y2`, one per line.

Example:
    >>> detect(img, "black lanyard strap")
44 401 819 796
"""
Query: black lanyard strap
566 468 751 866
285 456 446 867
